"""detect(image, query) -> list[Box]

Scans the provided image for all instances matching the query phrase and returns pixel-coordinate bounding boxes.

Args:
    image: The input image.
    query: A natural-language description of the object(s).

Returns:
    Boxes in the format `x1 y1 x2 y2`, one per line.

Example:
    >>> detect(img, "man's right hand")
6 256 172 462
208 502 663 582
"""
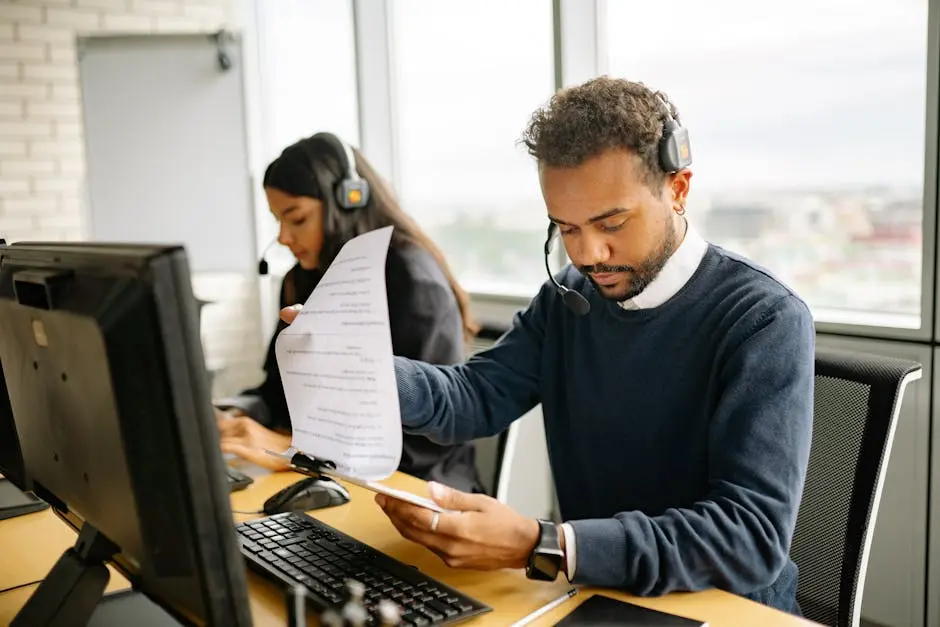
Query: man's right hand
280 304 302 325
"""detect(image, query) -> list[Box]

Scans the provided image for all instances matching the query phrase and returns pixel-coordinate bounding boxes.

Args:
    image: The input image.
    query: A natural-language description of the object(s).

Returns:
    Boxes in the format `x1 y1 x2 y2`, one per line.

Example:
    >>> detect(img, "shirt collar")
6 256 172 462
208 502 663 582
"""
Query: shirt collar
619 224 708 310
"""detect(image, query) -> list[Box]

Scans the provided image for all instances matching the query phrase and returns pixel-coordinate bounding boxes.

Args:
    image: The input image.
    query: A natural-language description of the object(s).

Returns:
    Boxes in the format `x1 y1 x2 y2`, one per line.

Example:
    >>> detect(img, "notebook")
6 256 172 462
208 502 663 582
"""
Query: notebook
553 595 708 626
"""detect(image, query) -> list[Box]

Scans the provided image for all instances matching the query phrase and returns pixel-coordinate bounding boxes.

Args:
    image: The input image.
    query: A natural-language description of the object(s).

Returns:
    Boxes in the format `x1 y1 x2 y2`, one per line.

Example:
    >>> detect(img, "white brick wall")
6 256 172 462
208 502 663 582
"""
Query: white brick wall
0 0 265 397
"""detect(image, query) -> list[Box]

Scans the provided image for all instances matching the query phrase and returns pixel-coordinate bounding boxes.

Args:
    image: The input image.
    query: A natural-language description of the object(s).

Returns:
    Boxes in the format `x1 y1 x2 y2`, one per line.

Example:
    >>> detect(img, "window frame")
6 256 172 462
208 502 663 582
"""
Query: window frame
926 0 940 348
352 0 607 321
352 0 397 190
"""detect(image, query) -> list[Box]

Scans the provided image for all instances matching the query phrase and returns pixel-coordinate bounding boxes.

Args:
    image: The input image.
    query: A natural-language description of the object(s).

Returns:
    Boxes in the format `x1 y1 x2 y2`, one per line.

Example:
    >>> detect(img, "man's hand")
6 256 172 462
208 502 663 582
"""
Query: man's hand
216 409 291 471
376 482 540 570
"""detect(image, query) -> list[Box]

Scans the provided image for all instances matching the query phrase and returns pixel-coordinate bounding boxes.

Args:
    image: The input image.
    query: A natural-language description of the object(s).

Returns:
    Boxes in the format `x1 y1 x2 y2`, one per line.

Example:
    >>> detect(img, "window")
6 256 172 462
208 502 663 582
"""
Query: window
389 0 555 296
254 0 360 272
604 0 929 328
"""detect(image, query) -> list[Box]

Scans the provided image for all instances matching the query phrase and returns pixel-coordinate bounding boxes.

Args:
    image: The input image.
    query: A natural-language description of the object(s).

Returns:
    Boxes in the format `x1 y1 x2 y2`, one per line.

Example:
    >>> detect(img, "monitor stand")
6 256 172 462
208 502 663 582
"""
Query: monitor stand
12 522 115 626
8 521 177 627
0 477 49 520
86 590 182 627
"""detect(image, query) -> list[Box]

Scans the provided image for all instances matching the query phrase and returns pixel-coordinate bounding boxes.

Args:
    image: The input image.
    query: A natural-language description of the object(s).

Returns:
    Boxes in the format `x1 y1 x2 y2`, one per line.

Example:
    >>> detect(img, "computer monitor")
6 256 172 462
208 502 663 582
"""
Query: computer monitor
0 240 252 627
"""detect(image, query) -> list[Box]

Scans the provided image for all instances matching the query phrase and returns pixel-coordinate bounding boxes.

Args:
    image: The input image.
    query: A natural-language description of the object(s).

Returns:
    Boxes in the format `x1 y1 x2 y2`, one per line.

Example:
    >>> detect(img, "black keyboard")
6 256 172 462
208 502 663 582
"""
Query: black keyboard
225 467 253 492
234 512 491 625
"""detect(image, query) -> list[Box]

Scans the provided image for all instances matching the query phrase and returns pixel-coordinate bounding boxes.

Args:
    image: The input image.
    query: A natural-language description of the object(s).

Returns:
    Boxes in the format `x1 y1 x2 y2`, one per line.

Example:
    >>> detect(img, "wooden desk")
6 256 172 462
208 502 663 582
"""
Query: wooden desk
0 470 817 626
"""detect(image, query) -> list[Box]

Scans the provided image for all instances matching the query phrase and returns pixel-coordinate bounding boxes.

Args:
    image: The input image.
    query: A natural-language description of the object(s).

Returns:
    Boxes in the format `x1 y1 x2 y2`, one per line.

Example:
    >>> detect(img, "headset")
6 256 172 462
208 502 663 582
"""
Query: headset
656 94 692 173
311 132 371 211
258 133 371 275
544 93 692 315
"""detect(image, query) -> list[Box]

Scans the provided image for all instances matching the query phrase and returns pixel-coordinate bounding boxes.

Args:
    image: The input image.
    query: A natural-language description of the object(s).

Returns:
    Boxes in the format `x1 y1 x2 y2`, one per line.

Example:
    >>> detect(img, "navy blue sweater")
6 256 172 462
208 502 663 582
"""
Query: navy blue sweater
394 245 814 612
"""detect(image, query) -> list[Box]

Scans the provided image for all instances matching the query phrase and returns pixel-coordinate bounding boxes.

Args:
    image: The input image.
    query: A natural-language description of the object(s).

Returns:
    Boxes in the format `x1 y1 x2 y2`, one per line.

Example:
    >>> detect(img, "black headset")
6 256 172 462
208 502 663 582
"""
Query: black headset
311 132 371 211
258 133 371 275
544 93 692 315
656 94 692 173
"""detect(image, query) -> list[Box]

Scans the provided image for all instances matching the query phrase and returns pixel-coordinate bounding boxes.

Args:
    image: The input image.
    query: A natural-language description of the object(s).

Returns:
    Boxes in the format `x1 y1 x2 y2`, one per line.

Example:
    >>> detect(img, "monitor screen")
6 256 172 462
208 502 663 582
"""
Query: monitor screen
0 241 252 627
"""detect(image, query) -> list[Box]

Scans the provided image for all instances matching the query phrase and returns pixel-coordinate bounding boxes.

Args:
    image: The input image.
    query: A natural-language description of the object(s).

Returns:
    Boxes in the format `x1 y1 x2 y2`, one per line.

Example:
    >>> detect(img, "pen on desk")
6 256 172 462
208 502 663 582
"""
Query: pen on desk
510 587 578 627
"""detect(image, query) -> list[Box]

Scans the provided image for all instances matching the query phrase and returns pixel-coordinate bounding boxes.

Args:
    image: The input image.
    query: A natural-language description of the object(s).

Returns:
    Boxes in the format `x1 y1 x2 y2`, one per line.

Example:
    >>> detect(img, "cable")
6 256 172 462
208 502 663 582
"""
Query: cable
0 580 43 595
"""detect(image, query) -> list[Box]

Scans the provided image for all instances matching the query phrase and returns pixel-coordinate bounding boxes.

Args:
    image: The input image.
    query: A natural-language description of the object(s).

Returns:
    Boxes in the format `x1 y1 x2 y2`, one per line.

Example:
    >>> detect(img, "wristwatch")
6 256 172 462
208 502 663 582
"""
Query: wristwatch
525 519 564 581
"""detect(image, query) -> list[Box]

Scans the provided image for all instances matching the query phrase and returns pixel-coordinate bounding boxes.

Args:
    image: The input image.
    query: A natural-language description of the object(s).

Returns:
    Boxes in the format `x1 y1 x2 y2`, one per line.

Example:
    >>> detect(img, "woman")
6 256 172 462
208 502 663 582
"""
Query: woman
216 132 484 493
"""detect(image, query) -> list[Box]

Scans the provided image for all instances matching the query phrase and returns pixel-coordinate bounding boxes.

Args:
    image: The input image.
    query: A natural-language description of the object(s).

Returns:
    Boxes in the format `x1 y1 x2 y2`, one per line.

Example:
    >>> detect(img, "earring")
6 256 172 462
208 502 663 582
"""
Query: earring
675 203 686 216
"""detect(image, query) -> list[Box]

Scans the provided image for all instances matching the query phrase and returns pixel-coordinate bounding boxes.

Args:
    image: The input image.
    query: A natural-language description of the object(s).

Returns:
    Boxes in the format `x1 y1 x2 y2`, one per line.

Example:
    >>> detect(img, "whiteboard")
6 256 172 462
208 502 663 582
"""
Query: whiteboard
78 33 254 273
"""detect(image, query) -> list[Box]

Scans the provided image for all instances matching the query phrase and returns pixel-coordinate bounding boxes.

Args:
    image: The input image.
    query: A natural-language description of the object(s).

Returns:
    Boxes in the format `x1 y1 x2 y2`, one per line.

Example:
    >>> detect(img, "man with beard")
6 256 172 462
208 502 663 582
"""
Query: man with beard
282 77 815 614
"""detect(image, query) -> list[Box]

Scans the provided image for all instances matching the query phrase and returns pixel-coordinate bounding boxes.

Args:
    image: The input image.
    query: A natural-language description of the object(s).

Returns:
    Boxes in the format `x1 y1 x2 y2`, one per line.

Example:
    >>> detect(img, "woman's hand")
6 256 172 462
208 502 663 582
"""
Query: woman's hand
216 408 291 471
280 304 302 324
214 304 301 471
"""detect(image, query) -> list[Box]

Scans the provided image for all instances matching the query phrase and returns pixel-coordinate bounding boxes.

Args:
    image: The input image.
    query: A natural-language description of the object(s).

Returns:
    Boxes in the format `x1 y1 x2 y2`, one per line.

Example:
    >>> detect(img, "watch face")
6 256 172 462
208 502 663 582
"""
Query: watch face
532 549 563 578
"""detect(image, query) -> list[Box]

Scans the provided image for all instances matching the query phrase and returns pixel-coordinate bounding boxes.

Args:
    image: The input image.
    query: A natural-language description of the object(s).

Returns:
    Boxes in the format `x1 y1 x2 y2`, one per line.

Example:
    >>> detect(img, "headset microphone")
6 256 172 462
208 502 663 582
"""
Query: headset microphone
544 224 590 316
257 236 278 276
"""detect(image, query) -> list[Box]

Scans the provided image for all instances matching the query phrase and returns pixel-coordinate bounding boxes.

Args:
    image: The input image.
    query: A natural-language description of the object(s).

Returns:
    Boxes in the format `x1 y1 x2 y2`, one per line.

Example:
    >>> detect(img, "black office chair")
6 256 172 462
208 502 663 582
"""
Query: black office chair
466 325 517 500
790 346 922 627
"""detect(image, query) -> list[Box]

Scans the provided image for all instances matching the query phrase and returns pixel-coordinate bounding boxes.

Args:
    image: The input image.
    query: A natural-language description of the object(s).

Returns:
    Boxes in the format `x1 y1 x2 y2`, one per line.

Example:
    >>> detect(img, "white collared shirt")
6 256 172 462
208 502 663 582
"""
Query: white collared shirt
618 225 709 310
559 224 709 579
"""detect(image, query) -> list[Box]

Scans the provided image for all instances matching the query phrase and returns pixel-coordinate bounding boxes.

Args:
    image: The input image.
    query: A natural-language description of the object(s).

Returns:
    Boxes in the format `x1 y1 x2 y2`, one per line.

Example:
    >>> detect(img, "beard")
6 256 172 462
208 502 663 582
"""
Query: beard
580 217 681 303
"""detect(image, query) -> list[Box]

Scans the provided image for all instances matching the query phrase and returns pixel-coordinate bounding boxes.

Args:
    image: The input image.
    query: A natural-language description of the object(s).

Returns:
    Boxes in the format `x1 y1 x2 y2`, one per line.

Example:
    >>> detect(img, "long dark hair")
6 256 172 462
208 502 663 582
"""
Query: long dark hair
263 133 478 338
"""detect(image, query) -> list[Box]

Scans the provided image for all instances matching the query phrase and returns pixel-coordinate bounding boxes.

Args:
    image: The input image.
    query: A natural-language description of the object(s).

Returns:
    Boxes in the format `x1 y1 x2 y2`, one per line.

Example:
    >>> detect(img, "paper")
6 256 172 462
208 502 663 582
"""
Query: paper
322 469 457 514
274 226 402 480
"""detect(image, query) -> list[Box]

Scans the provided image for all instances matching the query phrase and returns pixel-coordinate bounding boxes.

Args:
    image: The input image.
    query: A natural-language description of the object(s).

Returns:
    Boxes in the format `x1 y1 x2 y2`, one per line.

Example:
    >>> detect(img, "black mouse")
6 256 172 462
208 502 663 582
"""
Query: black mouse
262 477 350 515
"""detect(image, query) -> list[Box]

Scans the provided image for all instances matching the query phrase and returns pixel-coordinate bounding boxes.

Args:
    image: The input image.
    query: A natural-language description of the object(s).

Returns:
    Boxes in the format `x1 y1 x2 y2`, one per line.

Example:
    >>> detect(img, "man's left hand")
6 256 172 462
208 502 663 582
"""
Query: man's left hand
376 482 540 570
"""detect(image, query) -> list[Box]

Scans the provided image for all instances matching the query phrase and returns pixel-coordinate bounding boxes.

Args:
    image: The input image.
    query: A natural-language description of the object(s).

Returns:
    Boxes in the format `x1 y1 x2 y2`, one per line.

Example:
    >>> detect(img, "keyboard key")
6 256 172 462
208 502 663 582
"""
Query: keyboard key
401 612 430 626
278 536 306 547
425 598 458 618
417 607 444 623
238 539 261 553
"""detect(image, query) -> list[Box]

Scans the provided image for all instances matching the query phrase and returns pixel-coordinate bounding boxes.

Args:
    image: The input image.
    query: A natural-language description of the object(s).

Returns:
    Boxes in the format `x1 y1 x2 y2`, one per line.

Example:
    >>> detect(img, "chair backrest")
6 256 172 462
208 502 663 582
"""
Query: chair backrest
465 326 548 510
790 346 922 627
466 326 513 500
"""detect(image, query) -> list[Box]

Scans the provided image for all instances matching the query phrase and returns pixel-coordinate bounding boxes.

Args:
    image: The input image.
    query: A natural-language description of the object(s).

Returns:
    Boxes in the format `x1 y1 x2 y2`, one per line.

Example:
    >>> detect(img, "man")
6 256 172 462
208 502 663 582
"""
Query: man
284 77 814 613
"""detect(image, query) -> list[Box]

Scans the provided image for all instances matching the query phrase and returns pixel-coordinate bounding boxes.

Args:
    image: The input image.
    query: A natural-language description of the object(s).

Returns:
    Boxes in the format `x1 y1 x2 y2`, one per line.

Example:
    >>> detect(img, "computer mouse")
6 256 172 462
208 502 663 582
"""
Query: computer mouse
262 477 350 515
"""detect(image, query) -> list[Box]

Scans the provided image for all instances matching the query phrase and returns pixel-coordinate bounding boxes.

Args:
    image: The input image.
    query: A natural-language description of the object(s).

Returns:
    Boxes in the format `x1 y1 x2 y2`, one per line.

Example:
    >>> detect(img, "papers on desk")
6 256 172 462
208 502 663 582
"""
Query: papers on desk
275 226 402 481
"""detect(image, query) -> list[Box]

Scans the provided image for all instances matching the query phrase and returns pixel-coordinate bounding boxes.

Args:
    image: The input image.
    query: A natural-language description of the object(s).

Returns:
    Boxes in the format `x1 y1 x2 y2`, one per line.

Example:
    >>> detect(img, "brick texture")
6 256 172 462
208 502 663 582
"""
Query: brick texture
0 0 263 396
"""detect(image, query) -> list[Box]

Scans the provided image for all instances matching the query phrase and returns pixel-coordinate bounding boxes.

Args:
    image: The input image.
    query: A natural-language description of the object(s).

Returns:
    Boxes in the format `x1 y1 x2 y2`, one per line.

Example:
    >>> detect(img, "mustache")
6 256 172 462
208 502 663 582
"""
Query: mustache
579 264 633 274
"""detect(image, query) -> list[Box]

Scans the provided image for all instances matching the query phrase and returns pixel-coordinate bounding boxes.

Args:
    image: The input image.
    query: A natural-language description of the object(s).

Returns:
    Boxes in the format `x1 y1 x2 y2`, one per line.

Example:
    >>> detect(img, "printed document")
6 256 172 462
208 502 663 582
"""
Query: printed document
275 225 402 480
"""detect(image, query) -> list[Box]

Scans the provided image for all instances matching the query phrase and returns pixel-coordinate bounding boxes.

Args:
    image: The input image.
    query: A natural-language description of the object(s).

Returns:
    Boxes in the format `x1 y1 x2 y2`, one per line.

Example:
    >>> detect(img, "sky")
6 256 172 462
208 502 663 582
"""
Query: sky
605 0 929 192
258 0 930 218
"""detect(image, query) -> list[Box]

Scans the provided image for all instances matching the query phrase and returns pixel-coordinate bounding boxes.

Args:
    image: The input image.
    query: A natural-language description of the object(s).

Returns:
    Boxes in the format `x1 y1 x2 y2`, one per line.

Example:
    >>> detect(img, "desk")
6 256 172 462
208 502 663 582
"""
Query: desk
0 470 818 626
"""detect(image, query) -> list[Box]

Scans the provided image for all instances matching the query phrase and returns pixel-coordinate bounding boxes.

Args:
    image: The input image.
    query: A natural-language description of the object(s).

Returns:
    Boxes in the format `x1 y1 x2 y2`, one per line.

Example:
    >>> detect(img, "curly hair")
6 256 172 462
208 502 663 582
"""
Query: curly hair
521 76 680 190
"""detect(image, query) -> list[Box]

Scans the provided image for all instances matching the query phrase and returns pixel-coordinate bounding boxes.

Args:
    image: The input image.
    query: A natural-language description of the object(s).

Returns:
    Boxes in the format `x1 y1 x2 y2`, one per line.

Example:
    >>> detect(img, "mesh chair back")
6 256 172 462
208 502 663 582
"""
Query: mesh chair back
790 347 921 627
